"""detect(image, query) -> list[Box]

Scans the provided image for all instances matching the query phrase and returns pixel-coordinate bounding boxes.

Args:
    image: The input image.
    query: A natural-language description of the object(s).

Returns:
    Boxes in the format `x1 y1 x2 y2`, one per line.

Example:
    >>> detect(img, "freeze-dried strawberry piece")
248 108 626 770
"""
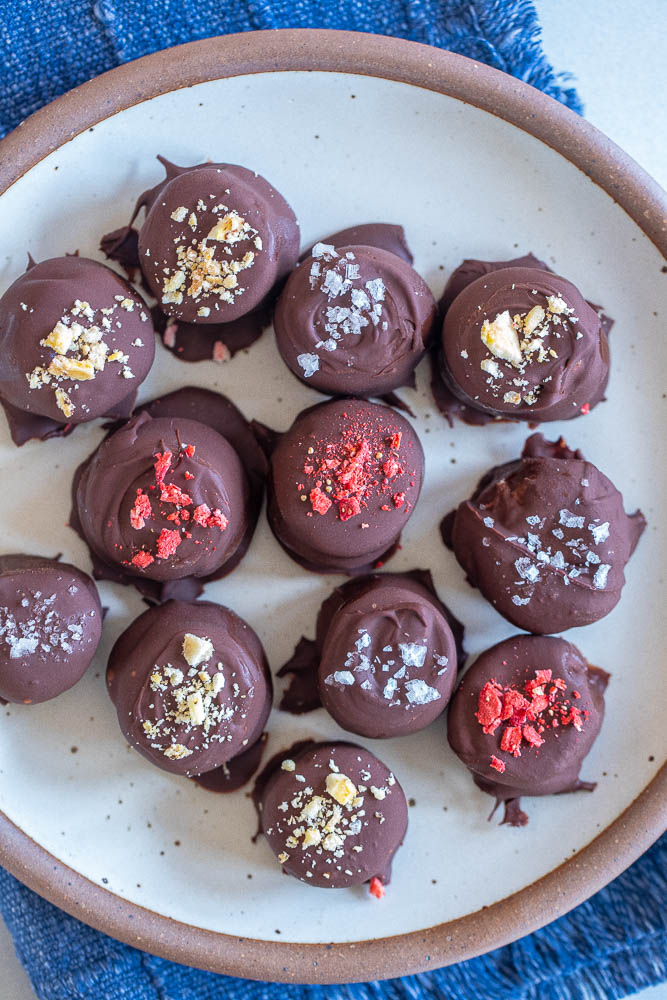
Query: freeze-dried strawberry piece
130 489 152 530
500 725 522 757
193 504 212 527
369 877 385 899
339 496 361 521
207 508 228 531
153 450 172 485
522 725 545 748
392 491 406 508
160 483 193 506
382 457 401 479
476 681 503 733
156 528 181 560
501 688 528 723
490 755 506 773
130 550 154 569
309 488 332 515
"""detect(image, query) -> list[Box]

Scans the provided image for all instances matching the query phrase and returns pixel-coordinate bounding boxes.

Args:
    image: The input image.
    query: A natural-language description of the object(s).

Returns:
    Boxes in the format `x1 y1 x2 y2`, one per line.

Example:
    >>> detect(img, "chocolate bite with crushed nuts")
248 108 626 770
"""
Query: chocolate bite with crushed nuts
107 600 272 777
257 741 408 889
136 157 299 325
442 434 645 634
438 264 610 422
447 634 609 825
0 256 155 445
0 554 102 704
267 398 424 575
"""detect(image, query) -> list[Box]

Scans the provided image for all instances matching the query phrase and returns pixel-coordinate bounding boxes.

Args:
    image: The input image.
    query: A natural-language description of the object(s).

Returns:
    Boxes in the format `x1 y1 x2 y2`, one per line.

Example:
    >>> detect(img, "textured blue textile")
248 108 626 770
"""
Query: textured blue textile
0 2 663 999
0 0 584 137
1 838 665 999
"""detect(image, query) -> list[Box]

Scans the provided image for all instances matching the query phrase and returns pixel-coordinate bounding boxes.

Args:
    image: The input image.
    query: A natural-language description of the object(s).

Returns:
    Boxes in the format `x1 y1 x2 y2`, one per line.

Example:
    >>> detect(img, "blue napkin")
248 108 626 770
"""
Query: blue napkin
0 2 664 999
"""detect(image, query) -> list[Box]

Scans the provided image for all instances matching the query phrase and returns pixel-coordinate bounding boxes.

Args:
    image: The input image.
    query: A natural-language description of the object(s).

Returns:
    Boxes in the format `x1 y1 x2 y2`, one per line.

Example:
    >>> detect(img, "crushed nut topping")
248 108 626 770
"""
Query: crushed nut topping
139 632 247 764
476 293 576 407
26 296 142 418
161 205 262 308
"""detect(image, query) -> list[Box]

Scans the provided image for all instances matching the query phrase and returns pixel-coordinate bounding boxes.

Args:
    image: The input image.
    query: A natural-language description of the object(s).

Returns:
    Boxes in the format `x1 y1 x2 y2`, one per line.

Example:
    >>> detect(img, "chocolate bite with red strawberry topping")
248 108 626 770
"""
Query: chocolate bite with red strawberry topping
73 402 256 602
447 634 609 825
266 398 424 574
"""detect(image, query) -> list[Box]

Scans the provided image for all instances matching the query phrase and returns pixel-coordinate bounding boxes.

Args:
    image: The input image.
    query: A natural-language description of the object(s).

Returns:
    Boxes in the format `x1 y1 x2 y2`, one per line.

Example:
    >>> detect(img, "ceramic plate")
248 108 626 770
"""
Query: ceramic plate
0 30 665 985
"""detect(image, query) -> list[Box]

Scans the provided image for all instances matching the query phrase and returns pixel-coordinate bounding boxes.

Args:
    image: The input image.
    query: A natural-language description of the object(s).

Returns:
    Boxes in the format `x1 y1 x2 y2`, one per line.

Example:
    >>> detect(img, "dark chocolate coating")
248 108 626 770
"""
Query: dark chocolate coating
137 159 299 324
259 741 408 888
75 412 248 584
438 254 548 314
317 575 459 738
107 600 272 777
0 554 101 703
274 243 435 397
0 256 155 429
267 398 424 574
445 434 645 633
440 266 609 421
447 634 608 803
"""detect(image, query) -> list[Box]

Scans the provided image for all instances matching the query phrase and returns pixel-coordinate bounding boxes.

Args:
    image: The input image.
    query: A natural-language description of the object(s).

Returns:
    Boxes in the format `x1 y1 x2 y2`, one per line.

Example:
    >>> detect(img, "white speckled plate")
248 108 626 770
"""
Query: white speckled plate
0 30 665 985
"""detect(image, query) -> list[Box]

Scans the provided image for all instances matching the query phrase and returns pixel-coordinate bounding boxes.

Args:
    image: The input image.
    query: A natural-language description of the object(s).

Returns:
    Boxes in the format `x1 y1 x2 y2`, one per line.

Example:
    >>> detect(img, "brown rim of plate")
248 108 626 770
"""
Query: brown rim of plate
0 28 665 985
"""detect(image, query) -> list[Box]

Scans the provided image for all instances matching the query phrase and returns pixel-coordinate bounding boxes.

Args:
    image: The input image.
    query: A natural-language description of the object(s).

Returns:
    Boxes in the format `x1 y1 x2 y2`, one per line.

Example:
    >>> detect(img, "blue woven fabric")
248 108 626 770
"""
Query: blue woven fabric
0 0 584 137
0 2 663 999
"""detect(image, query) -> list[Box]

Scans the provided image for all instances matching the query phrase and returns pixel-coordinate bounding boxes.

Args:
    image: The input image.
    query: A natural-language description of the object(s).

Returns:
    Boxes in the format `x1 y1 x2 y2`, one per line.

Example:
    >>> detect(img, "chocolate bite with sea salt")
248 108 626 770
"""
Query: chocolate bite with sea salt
107 600 271 777
0 555 101 704
442 434 645 634
274 242 435 397
0 256 155 445
267 398 424 574
438 265 610 422
447 634 609 825
257 741 408 890
316 574 462 738
74 411 250 593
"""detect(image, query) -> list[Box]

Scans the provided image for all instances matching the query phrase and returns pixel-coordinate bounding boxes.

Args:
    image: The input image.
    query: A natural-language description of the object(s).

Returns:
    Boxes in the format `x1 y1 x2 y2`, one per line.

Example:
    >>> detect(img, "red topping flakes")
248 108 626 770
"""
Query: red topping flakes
184 444 196 457
501 688 528 723
156 528 182 560
184 471 195 480
580 403 590 415
476 669 588 770
160 483 193 506
475 681 503 734
369 876 385 900
130 489 152 530
309 488 332 516
207 508 228 532
339 496 361 521
295 416 416 524
192 503 228 531
153 450 172 485
382 457 401 479
193 504 212 527
522 725 545 748
131 550 154 569
500 725 522 757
